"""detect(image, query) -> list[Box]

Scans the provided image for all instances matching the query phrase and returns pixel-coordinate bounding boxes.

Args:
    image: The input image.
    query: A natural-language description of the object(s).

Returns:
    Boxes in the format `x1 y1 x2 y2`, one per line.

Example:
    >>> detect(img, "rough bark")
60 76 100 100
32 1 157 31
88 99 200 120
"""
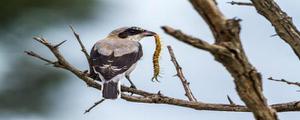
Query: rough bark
24 0 300 119
163 0 279 119
251 0 300 60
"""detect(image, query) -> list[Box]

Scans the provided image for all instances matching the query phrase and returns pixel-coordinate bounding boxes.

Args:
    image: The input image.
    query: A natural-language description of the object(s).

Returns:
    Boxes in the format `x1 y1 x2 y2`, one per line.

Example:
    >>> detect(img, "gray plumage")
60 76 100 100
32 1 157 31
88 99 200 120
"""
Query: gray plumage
90 26 155 99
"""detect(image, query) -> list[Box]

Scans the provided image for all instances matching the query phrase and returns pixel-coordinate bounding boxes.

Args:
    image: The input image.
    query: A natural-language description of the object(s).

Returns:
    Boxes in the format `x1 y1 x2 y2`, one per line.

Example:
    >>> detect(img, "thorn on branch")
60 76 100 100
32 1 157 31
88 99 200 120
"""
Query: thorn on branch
268 77 300 87
157 91 163 96
167 45 198 102
84 99 105 114
270 34 278 37
227 1 253 6
227 95 236 105
54 40 67 48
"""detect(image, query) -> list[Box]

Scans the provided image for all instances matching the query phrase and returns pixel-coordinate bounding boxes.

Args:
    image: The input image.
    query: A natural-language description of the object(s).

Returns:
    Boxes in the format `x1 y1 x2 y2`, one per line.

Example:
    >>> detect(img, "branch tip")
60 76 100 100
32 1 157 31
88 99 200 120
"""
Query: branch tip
84 99 105 114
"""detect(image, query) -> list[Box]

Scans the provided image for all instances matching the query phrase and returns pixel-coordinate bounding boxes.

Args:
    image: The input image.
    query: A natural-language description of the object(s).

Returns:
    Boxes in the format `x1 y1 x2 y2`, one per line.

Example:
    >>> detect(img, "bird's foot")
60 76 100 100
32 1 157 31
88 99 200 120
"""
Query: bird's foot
130 85 137 89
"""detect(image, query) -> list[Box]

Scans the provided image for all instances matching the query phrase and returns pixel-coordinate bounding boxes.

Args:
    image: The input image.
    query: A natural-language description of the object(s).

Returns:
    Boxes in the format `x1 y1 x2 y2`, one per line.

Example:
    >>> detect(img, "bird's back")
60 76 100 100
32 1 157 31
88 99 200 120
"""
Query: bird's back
90 39 143 81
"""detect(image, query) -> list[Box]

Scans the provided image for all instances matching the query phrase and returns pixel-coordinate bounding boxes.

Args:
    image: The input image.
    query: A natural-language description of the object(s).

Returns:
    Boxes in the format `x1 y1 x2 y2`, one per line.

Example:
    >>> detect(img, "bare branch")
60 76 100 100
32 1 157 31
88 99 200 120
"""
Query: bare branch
161 26 218 52
227 1 253 6
268 77 300 87
26 35 300 114
24 51 55 65
251 0 300 60
69 25 94 76
122 93 300 112
183 0 278 119
167 45 197 102
31 37 101 90
69 25 90 59
84 99 105 114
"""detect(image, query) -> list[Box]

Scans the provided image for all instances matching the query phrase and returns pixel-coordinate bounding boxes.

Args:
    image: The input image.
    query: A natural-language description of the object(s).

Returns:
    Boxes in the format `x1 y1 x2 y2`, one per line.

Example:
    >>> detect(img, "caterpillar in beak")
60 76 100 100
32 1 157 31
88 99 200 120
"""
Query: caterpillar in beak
151 34 162 82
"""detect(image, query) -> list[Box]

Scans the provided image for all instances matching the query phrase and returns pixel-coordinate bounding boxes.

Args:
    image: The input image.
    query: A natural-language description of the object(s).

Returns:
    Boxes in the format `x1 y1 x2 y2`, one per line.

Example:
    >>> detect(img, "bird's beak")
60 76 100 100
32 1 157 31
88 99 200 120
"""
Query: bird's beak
142 30 156 37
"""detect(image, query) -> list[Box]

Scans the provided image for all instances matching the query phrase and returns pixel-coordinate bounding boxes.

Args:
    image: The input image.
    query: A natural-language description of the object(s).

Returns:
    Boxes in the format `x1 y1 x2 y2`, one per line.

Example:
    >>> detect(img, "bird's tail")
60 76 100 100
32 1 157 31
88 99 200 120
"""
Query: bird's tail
102 80 121 99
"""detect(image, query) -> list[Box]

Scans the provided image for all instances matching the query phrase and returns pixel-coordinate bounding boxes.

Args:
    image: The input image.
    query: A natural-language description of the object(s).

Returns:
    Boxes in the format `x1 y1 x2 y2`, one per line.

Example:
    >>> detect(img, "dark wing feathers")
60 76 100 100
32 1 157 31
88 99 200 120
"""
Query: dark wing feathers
90 43 143 81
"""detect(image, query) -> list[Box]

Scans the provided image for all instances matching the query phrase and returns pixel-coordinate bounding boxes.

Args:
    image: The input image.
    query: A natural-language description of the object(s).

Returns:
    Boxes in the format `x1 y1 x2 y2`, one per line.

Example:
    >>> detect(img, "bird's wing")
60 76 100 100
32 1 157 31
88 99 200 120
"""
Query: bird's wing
90 40 143 81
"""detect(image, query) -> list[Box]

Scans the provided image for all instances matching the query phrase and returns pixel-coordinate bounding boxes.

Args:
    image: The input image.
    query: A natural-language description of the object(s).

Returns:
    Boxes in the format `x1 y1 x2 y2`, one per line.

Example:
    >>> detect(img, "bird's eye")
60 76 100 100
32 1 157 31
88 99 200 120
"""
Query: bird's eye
128 29 137 34
127 28 143 35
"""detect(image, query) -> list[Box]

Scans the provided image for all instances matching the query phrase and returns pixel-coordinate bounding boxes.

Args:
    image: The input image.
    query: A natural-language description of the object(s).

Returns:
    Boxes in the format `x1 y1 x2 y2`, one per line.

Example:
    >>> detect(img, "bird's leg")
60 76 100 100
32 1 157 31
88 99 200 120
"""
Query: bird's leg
89 67 101 81
125 75 137 89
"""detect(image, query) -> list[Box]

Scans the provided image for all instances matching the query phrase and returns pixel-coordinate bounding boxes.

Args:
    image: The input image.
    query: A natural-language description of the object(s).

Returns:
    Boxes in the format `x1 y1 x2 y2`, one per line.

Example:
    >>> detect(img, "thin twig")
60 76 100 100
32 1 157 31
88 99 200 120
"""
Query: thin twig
69 25 90 59
31 36 102 90
227 1 253 6
24 51 55 64
167 46 197 102
69 25 93 74
268 77 300 87
84 99 105 114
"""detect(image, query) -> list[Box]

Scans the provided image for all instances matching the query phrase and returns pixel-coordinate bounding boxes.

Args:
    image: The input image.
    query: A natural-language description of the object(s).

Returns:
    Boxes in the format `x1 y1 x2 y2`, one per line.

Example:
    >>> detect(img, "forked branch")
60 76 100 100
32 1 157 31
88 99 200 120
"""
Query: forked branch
25 33 300 114
167 45 197 102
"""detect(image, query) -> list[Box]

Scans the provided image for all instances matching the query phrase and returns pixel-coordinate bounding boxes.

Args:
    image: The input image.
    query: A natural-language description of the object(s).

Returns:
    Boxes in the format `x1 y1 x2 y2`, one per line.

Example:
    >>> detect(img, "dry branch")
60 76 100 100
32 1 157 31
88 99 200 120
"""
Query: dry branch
84 99 105 114
29 37 101 90
167 46 197 102
268 77 300 87
161 0 279 119
24 3 300 117
251 0 300 60
162 26 219 53
25 35 300 114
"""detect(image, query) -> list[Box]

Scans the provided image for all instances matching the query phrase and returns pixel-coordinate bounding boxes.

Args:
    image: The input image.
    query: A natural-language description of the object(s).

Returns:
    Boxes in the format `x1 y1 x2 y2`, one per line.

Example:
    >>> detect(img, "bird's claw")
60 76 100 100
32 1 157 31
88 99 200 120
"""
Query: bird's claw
130 85 137 89
151 76 160 82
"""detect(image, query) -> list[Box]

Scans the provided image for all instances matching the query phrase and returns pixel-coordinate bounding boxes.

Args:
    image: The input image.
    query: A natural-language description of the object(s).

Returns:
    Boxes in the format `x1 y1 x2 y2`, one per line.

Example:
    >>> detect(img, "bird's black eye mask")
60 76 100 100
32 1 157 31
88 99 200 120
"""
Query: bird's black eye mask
118 27 144 38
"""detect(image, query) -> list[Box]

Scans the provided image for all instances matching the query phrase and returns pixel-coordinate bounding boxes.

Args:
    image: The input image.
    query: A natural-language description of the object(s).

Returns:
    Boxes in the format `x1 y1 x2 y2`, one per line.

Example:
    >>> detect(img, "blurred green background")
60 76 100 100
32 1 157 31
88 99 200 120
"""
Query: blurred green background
0 0 101 115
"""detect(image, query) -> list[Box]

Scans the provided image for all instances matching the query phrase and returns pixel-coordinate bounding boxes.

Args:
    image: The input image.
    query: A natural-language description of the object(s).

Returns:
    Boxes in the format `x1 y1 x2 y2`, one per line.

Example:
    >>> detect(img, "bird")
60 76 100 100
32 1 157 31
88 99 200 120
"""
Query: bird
89 26 156 99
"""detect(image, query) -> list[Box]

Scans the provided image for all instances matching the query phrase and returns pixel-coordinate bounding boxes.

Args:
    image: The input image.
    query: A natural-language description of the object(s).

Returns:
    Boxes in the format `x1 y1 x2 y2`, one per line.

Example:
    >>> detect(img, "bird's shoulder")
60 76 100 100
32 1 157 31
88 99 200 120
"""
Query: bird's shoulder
93 38 141 57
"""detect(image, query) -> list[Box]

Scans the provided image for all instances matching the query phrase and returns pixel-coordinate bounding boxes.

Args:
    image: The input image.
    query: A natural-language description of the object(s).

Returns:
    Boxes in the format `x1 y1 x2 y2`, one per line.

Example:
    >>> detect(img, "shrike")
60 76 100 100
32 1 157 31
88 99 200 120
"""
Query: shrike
90 27 156 99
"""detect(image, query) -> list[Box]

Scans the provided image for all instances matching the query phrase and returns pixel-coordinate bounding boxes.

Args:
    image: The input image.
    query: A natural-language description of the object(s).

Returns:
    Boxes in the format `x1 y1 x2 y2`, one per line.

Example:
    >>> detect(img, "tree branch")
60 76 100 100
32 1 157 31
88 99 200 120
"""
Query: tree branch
122 93 300 112
167 45 197 102
26 34 300 114
29 37 101 90
163 0 279 119
251 0 300 61
161 26 219 52
69 25 94 75
84 99 105 114
69 25 90 60
268 77 300 87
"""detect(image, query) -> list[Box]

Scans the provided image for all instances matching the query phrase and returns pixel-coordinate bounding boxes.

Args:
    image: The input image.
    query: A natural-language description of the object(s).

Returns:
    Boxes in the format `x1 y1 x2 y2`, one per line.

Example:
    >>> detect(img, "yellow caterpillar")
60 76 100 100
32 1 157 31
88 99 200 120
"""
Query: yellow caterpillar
152 34 161 82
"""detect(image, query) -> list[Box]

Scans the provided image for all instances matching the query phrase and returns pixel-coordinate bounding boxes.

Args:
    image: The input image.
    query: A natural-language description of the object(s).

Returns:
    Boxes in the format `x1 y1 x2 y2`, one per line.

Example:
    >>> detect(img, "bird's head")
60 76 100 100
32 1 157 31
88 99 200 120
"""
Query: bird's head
108 26 156 41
